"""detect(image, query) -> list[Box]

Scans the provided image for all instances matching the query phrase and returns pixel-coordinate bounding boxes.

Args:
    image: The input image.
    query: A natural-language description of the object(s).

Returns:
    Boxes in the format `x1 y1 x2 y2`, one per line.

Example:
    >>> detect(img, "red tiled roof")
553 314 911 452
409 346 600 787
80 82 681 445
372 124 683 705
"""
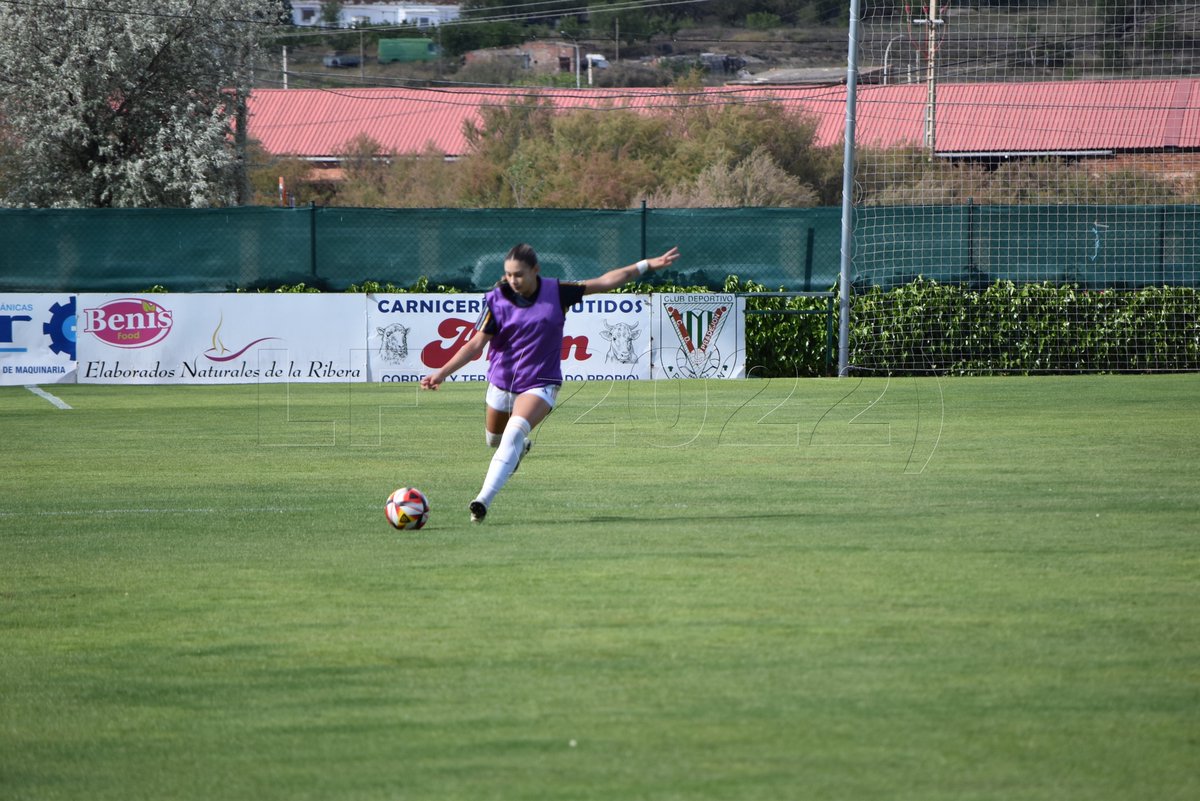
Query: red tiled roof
245 79 1200 160
929 79 1200 153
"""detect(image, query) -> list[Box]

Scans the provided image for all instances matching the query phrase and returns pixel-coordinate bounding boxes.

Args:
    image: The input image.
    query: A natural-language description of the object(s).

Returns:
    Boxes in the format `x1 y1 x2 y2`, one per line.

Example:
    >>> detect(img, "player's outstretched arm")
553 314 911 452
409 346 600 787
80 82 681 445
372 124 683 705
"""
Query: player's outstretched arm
582 247 680 295
420 329 491 390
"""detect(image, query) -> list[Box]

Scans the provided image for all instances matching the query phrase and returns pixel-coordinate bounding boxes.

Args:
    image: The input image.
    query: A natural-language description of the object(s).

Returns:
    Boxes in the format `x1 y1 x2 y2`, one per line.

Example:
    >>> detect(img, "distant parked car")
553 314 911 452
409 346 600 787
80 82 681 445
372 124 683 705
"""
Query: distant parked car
470 250 595 289
323 54 362 68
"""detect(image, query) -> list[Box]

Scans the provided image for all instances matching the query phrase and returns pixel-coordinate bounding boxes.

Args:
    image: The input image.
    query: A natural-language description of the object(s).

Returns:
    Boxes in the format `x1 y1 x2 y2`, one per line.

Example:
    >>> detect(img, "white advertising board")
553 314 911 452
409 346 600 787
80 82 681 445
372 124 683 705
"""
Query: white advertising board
0 294 77 385
652 293 746 379
5 292 745 386
75 293 367 384
367 293 652 383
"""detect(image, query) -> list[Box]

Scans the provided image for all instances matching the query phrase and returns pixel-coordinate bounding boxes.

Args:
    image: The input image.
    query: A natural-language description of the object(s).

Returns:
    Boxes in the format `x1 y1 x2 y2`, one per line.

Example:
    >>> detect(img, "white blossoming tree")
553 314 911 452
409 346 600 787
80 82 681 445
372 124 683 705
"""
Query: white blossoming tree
0 0 285 208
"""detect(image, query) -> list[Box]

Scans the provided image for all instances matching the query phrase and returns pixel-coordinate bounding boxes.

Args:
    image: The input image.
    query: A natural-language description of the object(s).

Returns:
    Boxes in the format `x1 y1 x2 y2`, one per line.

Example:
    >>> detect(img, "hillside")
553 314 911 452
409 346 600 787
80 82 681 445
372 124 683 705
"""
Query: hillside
269 25 853 89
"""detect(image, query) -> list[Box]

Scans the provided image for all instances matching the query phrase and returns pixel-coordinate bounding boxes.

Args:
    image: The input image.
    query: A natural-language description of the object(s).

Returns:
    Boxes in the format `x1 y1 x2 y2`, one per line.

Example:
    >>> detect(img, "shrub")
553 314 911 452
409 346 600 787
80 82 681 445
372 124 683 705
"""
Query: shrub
850 279 1200 374
746 12 781 31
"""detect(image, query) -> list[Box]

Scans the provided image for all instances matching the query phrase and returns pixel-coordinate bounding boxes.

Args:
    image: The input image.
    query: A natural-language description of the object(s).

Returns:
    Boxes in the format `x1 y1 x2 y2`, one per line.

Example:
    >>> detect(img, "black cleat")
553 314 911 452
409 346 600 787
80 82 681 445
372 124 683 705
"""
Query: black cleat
469 500 488 523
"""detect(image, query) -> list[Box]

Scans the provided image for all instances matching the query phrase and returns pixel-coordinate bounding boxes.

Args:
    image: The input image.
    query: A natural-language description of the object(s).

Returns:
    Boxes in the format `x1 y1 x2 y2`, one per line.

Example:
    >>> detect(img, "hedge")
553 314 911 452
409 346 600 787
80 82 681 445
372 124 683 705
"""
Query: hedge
850 279 1200 374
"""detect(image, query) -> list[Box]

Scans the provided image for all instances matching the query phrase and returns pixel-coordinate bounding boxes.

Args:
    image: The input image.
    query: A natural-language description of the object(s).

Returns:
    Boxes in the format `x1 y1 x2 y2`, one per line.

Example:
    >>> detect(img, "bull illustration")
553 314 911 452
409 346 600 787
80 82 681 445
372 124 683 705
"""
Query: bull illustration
600 320 641 364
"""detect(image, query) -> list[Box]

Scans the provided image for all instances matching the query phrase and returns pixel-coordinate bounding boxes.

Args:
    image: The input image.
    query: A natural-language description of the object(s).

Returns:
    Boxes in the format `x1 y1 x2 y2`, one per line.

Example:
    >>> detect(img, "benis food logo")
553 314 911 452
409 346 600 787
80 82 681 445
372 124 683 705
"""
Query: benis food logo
203 313 279 362
81 298 173 349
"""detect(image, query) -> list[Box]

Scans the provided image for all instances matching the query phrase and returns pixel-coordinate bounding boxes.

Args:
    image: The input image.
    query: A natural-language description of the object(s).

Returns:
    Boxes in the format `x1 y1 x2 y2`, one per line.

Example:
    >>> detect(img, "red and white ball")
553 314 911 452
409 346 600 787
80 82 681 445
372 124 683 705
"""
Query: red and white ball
385 487 430 530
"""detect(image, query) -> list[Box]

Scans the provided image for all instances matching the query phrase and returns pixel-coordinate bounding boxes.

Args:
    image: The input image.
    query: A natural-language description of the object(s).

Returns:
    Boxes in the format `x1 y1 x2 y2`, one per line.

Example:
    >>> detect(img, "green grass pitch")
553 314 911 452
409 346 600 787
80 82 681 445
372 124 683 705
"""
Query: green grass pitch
2 375 1198 800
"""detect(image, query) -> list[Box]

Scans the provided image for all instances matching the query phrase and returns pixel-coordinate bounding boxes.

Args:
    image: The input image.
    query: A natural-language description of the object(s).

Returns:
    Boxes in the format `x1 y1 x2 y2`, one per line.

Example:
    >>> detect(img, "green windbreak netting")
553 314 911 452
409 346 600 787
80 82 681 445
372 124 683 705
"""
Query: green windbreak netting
0 206 842 292
1 204 1195 293
0 207 312 292
856 204 1200 290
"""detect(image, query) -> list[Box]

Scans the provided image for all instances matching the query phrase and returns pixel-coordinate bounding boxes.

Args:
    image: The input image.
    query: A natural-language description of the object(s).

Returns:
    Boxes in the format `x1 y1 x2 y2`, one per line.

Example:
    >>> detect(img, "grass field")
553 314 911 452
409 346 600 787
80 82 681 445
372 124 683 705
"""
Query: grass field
2 375 1198 801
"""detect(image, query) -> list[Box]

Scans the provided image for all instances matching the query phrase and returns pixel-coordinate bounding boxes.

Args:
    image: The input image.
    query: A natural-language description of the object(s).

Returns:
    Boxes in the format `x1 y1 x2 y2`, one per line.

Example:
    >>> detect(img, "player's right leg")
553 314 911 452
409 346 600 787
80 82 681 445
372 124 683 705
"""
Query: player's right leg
482 386 530 464
484 384 513 448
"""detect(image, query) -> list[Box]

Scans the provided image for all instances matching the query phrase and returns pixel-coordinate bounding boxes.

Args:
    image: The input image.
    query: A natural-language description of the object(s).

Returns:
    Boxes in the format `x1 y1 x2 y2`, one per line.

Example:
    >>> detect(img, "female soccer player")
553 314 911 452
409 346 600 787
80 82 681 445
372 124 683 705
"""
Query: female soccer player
419 243 680 522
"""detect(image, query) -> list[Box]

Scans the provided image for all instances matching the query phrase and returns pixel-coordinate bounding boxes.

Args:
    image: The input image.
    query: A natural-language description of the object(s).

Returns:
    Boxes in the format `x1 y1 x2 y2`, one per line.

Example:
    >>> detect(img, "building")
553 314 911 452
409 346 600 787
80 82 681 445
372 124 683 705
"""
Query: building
290 2 460 29
245 79 1200 179
463 42 577 75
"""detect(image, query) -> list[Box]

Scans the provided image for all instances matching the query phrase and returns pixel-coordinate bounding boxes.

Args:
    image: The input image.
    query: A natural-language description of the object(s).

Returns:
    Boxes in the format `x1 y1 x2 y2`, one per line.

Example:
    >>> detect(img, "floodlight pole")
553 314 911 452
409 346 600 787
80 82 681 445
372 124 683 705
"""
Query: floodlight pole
837 0 862 377
882 35 902 84
914 1 943 158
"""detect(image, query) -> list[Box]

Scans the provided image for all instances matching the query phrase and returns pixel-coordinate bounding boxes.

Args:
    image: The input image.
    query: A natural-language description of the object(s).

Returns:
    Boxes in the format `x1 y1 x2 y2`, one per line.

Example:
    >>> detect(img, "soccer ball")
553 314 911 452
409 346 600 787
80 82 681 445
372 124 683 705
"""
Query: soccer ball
385 487 430 530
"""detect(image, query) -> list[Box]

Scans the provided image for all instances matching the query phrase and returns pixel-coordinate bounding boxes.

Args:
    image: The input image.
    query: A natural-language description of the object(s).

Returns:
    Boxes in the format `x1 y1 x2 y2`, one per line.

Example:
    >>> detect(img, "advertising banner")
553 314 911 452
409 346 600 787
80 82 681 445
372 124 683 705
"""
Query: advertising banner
653 293 746 379
76 293 367 384
367 293 652 383
5 292 744 386
0 294 77 386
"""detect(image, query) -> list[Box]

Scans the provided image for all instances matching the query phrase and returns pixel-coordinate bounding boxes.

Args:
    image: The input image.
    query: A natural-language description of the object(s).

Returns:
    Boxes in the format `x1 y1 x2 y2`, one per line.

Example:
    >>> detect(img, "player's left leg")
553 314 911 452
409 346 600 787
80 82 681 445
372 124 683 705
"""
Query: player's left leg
471 387 558 522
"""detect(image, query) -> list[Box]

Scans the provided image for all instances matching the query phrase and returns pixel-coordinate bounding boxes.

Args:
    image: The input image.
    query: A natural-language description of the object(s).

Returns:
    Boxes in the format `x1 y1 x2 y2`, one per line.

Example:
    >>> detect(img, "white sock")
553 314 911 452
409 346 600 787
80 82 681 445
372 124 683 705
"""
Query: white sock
475 416 530 508
485 430 502 448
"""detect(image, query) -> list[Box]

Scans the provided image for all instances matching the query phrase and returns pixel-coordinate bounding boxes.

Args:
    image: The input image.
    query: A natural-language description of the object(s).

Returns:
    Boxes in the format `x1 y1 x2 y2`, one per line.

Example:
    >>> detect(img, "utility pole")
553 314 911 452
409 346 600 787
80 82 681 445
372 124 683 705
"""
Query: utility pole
560 31 580 88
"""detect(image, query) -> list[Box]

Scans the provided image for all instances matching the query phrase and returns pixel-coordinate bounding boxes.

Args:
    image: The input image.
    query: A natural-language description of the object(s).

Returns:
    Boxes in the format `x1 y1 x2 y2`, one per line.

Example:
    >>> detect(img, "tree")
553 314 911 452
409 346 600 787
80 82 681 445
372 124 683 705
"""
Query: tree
587 2 662 45
0 0 284 208
437 20 526 59
318 86 840 209
458 96 557 205
320 0 343 27
646 147 819 207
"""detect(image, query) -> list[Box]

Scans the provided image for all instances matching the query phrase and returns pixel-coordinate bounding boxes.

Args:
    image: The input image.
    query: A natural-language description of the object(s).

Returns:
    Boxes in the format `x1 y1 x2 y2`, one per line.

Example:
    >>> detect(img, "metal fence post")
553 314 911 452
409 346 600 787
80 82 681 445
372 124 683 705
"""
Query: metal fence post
838 0 862 377
640 199 648 259
310 201 318 279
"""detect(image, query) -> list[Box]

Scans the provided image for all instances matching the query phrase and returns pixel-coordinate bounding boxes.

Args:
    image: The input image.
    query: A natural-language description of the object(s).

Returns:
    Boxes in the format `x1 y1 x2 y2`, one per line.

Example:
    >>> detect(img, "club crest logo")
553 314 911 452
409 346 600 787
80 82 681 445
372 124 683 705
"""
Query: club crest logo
663 297 735 378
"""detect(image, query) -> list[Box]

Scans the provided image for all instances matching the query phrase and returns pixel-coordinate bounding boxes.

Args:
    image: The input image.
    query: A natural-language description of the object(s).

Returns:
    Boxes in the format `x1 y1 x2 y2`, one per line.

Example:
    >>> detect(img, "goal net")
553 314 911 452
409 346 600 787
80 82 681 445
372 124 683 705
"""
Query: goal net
850 1 1200 373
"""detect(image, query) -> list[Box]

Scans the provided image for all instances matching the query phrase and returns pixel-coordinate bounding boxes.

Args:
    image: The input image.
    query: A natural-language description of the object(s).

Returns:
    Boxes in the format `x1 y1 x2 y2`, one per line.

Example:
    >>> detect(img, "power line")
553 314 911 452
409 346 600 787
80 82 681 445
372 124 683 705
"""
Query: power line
245 69 850 113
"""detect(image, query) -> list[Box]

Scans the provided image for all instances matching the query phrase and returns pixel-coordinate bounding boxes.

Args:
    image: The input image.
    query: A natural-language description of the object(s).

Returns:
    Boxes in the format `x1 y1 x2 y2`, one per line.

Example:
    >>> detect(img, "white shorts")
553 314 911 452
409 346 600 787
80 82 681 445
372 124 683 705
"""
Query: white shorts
486 383 560 414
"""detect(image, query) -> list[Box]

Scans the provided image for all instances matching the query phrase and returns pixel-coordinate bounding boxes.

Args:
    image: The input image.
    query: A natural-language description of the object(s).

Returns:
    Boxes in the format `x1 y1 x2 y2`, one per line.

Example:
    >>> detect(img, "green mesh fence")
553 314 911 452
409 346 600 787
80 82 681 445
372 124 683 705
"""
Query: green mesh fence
0 207 311 292
855 204 1200 290
0 204 1195 294
0 206 843 293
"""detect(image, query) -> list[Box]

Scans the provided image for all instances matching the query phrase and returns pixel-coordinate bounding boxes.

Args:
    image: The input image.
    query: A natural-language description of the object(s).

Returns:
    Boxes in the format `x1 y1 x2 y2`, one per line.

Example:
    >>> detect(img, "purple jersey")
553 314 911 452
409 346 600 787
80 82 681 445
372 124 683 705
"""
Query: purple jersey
479 277 584 393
